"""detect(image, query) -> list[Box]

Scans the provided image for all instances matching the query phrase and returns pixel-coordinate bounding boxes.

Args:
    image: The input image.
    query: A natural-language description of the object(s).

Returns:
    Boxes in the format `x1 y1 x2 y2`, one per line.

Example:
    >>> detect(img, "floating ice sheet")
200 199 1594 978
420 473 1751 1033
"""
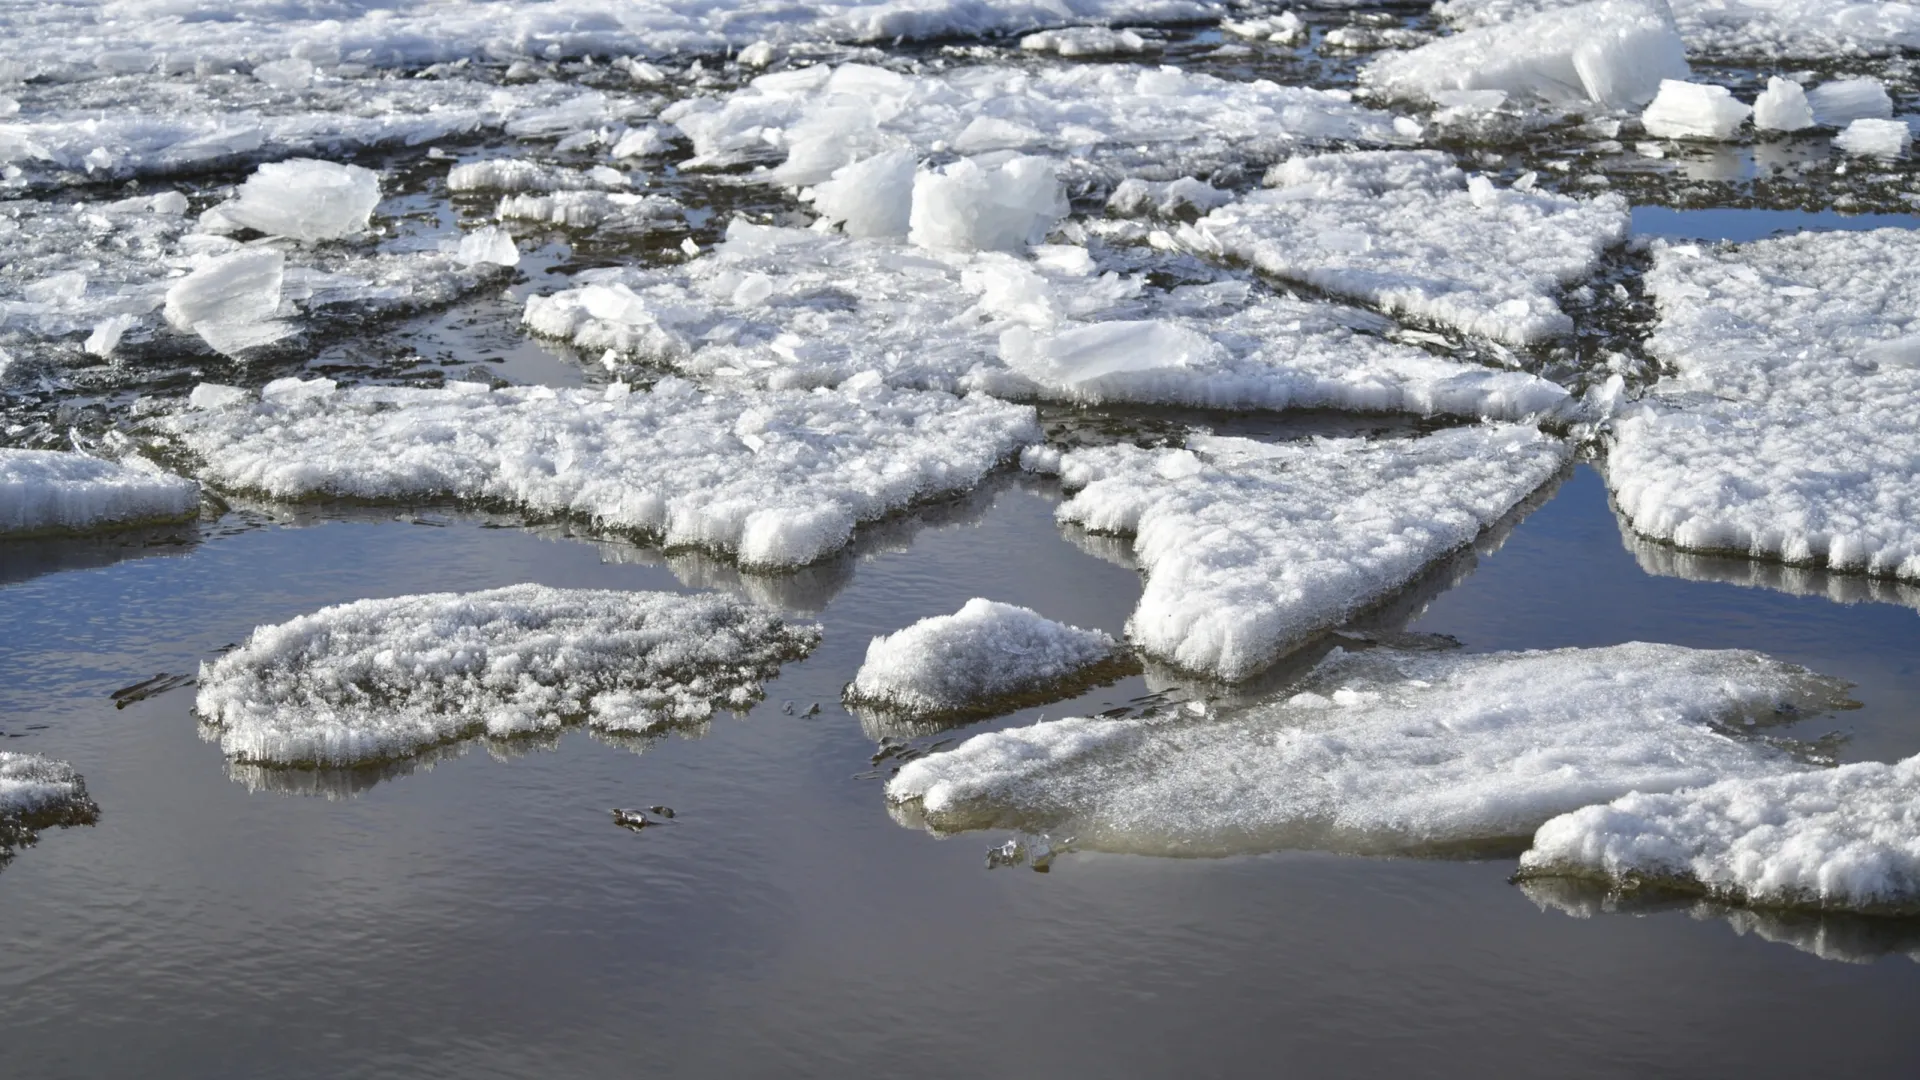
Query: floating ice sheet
888 643 1850 856
1176 151 1628 347
1437 0 1920 59
1032 424 1569 680
158 376 1039 568
525 221 1570 417
846 598 1122 718
0 751 99 856
0 448 199 537
1522 755 1920 916
195 585 821 767
1607 229 1920 581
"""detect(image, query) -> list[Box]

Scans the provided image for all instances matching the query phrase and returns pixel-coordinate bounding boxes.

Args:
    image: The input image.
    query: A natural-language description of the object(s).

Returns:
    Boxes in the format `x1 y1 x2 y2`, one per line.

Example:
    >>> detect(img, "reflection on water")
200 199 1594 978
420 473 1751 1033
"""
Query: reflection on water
1615 514 1920 612
0 521 203 588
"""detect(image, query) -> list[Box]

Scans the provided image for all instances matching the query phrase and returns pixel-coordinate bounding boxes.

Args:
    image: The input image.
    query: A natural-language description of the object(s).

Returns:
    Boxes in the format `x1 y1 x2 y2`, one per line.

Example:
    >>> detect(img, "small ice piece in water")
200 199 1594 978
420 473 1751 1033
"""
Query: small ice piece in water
612 125 672 159
252 57 317 90
811 148 919 239
447 158 629 194
0 448 199 537
1806 77 1893 127
1521 755 1920 916
85 313 141 357
908 156 1067 253
888 643 1851 856
1832 118 1911 159
0 752 100 857
217 159 381 242
737 41 777 69
1752 76 1814 132
845 598 1121 717
1019 28 1150 56
1222 12 1305 44
1640 80 1751 140
163 248 294 355
1045 425 1568 680
195 586 822 767
456 225 521 267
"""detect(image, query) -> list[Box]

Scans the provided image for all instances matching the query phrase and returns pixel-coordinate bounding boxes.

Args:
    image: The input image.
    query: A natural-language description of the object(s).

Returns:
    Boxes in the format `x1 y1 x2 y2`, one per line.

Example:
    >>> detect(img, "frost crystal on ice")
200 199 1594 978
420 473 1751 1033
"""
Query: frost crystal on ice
1177 151 1629 346
158 376 1040 568
1036 424 1569 680
195 586 822 767
888 643 1850 856
0 751 99 857
846 598 1122 718
0 448 200 537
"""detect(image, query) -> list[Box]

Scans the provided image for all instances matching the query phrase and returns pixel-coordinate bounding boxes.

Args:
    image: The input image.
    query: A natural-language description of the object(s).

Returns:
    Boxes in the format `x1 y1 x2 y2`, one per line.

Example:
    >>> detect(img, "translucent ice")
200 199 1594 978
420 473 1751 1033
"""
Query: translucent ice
889 643 1849 856
1806 77 1893 127
210 159 380 242
846 599 1121 717
195 586 821 767
907 156 1066 253
1751 76 1814 132
455 225 521 268
1640 80 1751 140
162 248 295 354
0 448 199 537
1832 118 1911 158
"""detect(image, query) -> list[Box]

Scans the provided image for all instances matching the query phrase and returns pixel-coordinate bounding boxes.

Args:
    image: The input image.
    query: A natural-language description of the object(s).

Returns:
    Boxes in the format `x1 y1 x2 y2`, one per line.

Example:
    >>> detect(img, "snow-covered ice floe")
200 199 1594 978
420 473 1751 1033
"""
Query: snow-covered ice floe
1365 0 1688 111
0 751 99 856
664 61 1407 190
525 221 1570 417
845 598 1124 719
195 585 820 767
1175 151 1630 347
0 448 199 538
1027 424 1569 680
1437 0 1920 60
1521 755 1920 916
887 642 1852 856
158 376 1039 568
1607 228 1920 582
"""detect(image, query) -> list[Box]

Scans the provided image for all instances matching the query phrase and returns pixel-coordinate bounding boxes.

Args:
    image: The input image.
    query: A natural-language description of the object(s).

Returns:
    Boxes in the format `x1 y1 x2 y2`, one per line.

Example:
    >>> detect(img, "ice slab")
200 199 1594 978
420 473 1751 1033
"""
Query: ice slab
1176 150 1630 346
158 376 1040 568
1607 229 1920 581
664 61 1407 190
1365 0 1688 111
195 585 821 767
0 751 99 856
524 221 1569 418
1438 0 1920 59
1806 77 1894 127
1522 755 1920 916
846 598 1121 718
1031 424 1569 680
888 643 1849 856
213 159 379 242
0 448 200 537
1641 80 1751 140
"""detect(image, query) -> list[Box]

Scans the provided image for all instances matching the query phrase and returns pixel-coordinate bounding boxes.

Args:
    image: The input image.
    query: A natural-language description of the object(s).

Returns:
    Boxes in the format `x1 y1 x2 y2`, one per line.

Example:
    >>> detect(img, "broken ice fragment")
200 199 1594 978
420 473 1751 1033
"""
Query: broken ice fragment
456 225 521 267
908 156 1066 254
162 248 294 354
218 159 381 243
845 599 1124 719
1752 76 1814 132
1832 118 1911 159
1806 77 1893 127
1640 80 1751 140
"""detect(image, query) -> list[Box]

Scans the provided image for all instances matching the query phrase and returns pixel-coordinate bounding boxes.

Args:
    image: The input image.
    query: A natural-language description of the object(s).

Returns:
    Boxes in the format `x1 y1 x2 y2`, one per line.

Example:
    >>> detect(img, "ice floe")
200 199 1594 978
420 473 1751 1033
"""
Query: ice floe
0 751 99 856
1365 0 1689 111
207 159 380 242
663 61 1407 192
1607 228 1920 581
158 375 1039 568
524 220 1570 417
888 643 1851 856
1437 0 1920 59
1175 150 1630 346
845 598 1123 718
194 585 820 766
0 448 200 537
1522 755 1920 916
1029 424 1569 680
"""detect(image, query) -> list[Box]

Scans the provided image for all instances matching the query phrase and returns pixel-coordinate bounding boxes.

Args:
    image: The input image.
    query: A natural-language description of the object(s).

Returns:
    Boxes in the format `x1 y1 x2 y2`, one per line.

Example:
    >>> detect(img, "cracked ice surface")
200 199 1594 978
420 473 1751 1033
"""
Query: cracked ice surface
1028 424 1569 680
1607 229 1920 581
1176 151 1630 347
157 375 1040 568
195 585 821 766
1523 755 1920 916
0 447 199 537
888 642 1849 856
523 221 1570 417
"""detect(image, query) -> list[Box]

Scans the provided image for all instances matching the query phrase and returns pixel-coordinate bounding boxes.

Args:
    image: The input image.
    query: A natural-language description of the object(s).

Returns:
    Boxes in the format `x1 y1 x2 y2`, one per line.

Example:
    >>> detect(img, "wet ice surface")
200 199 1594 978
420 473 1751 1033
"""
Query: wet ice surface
6 2 1920 1075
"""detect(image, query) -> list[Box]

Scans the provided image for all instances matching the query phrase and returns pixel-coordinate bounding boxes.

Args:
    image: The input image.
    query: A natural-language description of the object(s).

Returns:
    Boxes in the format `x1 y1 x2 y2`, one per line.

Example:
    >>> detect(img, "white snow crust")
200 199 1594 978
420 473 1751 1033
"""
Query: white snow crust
523 220 1570 417
846 598 1120 716
887 643 1849 856
1035 425 1569 680
1607 229 1920 581
0 751 97 852
158 376 1039 568
194 585 821 766
0 448 199 537
1176 151 1630 346
1523 756 1920 915
1437 0 1920 59
1365 0 1689 110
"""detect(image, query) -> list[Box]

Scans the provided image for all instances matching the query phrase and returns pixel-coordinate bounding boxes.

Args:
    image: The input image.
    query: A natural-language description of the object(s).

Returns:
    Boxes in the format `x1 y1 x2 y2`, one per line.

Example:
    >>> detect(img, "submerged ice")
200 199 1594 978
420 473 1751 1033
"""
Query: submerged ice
195 585 821 766
846 598 1121 717
888 643 1851 856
